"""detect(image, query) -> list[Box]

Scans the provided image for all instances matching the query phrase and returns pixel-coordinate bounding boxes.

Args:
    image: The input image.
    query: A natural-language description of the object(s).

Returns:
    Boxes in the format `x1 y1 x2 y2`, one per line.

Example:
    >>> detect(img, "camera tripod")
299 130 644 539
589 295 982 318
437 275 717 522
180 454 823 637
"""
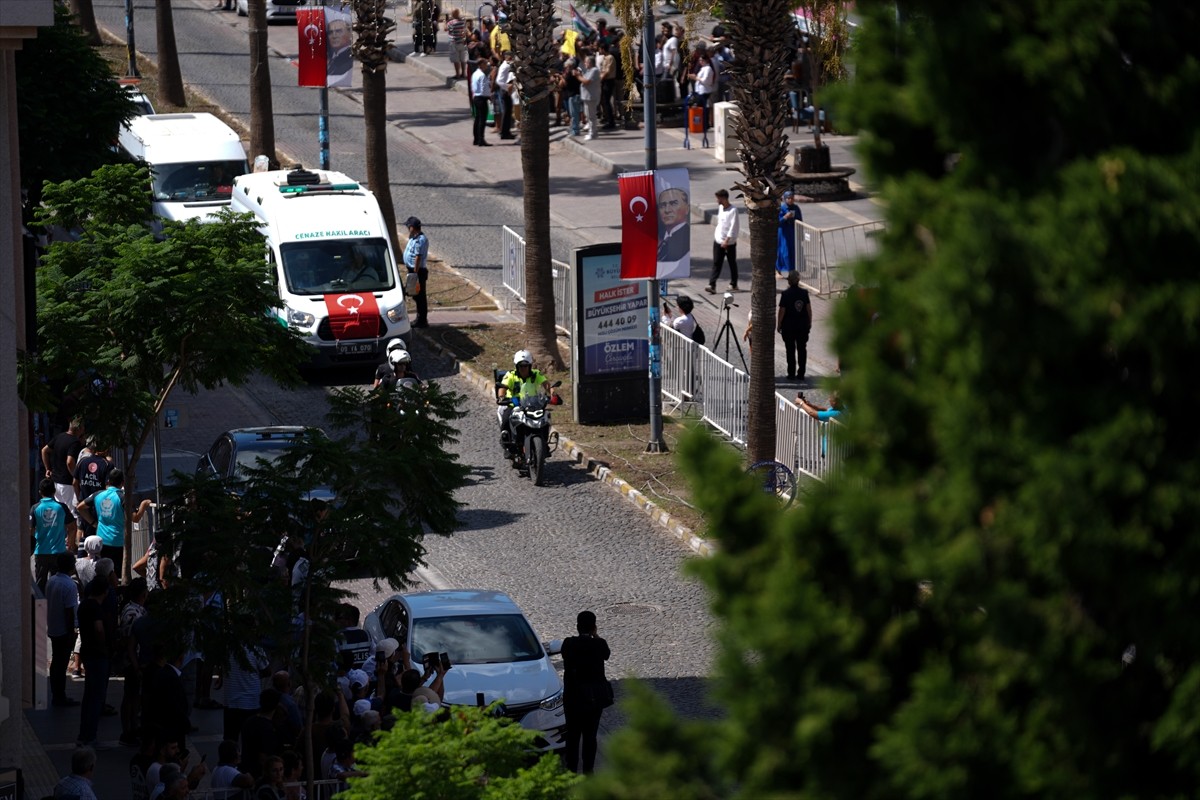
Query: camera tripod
712 296 747 371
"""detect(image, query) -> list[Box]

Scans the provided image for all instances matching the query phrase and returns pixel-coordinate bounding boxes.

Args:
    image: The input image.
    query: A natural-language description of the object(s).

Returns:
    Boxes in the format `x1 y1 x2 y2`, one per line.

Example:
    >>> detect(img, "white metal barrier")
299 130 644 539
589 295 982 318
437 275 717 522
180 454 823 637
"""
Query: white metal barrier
795 219 885 296
662 323 845 481
500 226 572 333
501 225 526 304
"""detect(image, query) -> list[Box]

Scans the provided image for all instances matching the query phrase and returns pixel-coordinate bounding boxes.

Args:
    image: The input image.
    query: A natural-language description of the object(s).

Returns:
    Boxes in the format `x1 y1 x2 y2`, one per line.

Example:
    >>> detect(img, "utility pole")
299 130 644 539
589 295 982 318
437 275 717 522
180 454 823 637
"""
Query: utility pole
124 0 140 78
643 0 667 453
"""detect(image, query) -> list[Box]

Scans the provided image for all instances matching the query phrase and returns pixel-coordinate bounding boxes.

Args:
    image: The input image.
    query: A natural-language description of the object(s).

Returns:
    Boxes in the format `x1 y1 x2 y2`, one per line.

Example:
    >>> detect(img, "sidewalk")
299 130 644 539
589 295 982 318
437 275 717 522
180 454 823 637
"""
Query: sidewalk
365 11 884 383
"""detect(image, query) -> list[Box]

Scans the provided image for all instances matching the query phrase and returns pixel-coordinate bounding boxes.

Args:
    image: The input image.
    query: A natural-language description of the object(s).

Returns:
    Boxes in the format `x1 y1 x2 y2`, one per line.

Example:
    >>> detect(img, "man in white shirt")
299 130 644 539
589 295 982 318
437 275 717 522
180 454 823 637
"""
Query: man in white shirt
495 51 516 139
662 294 698 339
708 188 740 293
470 58 493 146
663 26 680 80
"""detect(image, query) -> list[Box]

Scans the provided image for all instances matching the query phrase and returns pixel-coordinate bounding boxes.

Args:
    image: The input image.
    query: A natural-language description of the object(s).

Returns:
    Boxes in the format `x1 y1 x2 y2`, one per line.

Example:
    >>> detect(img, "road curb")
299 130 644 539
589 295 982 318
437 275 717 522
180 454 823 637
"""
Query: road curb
413 329 715 558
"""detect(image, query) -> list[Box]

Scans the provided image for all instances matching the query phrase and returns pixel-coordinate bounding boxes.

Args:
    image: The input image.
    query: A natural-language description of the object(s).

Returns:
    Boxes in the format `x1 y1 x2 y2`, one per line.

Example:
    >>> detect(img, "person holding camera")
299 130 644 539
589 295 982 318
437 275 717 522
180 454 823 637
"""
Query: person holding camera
561 610 611 774
662 295 704 344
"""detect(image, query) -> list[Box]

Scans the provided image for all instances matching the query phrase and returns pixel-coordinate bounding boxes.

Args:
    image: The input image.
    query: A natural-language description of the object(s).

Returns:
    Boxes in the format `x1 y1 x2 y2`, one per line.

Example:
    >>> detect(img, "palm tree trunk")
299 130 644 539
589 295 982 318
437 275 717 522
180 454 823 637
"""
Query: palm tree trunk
506 0 563 369
248 0 277 166
724 0 794 464
69 0 101 44
155 0 186 108
520 94 563 369
362 70 399 256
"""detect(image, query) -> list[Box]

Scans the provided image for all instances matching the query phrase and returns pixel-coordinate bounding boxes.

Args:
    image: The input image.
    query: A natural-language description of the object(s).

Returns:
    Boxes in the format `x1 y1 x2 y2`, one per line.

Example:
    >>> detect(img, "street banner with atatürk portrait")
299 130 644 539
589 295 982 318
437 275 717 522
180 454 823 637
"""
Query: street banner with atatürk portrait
618 168 691 281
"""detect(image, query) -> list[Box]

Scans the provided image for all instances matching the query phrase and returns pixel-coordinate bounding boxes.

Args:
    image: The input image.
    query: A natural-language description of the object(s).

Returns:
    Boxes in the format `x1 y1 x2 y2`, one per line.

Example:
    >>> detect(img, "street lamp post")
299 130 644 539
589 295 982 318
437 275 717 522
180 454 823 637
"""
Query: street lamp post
124 0 140 78
643 0 667 453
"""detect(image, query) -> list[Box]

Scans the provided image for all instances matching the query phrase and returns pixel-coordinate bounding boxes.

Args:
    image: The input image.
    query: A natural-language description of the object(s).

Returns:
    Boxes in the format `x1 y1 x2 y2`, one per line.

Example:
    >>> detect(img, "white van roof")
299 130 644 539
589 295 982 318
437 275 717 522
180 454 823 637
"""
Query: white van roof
231 169 392 245
121 113 246 165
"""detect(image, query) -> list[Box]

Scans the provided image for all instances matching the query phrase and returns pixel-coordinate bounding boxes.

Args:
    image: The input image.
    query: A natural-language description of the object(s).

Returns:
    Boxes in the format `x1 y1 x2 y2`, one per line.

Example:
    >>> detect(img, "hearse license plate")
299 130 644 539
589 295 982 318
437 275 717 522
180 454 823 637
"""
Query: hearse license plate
337 342 376 355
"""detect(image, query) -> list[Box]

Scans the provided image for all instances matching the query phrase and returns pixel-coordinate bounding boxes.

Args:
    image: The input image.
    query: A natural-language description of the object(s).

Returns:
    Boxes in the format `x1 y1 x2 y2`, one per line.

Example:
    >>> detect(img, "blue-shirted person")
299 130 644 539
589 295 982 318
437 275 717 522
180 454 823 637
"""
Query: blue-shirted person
31 477 77 591
76 468 151 580
797 392 844 457
403 216 430 328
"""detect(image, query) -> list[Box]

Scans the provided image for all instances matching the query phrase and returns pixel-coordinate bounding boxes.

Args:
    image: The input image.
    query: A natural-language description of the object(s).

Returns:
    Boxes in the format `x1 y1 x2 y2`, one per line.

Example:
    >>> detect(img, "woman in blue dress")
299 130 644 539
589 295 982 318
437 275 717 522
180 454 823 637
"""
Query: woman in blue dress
776 189 803 274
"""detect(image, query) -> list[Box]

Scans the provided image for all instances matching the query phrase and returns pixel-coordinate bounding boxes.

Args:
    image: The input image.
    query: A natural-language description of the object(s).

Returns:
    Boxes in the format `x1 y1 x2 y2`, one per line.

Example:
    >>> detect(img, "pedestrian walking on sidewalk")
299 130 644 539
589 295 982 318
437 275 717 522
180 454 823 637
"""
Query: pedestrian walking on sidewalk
561 610 611 774
404 217 430 328
707 188 740 293
470 59 493 146
777 270 813 380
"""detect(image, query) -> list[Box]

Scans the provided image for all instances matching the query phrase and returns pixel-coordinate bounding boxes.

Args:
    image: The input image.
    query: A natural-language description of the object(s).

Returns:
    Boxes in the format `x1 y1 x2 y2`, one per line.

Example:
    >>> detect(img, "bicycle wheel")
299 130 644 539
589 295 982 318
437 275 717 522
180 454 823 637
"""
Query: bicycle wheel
746 460 796 508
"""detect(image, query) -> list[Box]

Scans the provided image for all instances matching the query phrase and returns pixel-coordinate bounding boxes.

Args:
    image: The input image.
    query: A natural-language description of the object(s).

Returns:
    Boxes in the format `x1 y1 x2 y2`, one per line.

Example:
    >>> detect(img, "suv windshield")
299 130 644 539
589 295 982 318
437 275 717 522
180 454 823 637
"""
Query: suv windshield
152 160 247 202
411 614 544 665
280 239 396 296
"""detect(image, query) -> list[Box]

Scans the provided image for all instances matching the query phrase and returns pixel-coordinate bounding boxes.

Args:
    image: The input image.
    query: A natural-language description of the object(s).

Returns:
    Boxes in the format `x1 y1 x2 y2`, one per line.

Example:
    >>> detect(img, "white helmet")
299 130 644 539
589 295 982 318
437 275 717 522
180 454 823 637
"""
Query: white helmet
513 349 532 367
386 338 407 355
388 349 412 366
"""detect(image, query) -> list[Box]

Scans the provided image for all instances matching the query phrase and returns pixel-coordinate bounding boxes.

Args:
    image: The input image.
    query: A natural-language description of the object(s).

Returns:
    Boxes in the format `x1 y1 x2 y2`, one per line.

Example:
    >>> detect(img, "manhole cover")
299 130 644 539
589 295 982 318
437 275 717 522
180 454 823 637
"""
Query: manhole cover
606 602 661 616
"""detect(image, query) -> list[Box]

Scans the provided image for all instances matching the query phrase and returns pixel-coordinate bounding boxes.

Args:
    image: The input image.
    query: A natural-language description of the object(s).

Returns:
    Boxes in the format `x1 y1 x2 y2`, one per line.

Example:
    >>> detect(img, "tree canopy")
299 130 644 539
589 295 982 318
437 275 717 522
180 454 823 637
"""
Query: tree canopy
340 704 580 800
29 163 313 499
578 0 1200 797
15 3 135 213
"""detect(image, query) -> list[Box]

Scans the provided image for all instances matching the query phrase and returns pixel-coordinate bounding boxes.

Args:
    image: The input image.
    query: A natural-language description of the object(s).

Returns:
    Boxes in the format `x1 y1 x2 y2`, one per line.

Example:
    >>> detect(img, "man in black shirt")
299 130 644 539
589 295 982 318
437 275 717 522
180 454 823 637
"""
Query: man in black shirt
560 610 611 774
240 688 283 780
72 441 112 540
776 269 814 380
42 416 85 543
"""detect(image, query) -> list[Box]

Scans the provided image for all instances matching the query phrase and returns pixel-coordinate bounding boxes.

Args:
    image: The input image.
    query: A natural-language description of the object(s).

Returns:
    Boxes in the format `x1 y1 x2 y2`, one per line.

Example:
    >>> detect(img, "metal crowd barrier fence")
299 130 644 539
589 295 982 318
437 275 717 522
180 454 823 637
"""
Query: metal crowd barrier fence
696 346 749 446
662 325 846 481
499 226 572 334
795 219 885 296
500 225 526 305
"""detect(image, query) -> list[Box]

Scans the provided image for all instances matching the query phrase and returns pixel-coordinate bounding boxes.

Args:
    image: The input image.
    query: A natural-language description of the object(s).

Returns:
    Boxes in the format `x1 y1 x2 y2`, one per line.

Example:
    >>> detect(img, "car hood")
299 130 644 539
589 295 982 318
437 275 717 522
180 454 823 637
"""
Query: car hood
440 659 561 707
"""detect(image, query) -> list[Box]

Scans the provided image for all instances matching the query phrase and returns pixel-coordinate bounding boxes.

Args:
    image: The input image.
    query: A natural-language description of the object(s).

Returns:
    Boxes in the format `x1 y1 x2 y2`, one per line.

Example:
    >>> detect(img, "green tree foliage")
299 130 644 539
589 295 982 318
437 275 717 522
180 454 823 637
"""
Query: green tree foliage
15 3 136 213
30 163 312 521
579 0 1200 797
339 704 580 800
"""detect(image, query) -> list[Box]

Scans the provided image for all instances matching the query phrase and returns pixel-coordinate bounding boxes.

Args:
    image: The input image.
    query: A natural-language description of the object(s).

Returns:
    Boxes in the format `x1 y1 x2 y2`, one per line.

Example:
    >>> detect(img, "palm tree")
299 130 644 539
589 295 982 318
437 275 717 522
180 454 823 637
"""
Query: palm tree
247 0 277 166
351 0 400 256
69 0 101 44
155 0 186 107
506 0 564 369
723 0 794 463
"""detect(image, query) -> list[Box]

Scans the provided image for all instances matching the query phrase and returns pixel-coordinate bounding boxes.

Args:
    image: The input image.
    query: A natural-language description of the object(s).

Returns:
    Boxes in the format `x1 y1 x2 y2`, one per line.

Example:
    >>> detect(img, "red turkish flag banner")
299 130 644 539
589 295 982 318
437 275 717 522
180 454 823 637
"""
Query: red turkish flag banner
618 171 658 280
297 9 328 87
322 293 381 339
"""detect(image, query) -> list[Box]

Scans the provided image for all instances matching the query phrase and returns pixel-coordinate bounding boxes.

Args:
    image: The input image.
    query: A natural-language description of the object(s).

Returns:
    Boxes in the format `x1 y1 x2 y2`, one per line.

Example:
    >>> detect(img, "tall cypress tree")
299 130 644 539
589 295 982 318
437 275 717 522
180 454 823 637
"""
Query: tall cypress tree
579 1 1200 797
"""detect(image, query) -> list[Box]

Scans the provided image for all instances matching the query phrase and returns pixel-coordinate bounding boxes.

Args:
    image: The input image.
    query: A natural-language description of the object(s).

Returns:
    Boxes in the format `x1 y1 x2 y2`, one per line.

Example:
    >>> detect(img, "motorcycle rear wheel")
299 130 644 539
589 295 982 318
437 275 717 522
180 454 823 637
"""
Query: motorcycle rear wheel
527 434 547 486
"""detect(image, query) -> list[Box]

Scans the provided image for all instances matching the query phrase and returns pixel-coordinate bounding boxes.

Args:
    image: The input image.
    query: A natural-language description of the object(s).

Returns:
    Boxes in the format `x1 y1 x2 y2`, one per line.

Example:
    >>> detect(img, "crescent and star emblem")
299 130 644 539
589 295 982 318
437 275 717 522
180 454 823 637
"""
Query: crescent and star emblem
628 195 648 223
336 294 364 314
303 23 322 47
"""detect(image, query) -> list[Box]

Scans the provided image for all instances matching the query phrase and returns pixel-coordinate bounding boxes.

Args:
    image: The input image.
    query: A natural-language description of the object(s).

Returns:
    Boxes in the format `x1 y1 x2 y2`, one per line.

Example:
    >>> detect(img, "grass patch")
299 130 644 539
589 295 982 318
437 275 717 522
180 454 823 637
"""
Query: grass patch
430 322 715 535
409 260 498 312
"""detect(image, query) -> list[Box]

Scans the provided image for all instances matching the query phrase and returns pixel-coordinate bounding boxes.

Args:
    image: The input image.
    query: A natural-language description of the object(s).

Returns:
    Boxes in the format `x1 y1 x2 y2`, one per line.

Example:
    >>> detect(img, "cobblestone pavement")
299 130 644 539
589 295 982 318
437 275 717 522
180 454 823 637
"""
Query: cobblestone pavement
150 339 720 733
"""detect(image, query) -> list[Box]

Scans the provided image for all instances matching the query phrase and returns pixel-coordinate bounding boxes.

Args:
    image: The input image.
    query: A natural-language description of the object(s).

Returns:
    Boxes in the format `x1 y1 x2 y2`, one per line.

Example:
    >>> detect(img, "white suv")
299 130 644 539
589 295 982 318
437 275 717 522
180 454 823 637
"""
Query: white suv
363 590 566 749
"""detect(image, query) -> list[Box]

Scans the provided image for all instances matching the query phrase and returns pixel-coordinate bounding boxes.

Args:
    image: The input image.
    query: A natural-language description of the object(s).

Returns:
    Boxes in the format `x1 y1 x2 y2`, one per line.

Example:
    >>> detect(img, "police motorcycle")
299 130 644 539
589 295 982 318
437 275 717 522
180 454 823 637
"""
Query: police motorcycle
495 352 561 486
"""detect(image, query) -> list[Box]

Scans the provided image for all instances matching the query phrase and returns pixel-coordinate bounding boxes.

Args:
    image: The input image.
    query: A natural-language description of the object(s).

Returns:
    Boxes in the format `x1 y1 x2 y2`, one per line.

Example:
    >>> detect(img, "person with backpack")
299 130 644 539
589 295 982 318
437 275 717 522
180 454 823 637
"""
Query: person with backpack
663 295 705 345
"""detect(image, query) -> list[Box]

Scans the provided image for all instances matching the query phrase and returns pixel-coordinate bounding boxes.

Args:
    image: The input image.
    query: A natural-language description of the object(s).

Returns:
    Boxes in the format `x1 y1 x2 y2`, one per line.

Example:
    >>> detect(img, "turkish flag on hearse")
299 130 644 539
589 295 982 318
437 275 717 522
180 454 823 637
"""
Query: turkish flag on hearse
297 8 328 87
323 293 381 339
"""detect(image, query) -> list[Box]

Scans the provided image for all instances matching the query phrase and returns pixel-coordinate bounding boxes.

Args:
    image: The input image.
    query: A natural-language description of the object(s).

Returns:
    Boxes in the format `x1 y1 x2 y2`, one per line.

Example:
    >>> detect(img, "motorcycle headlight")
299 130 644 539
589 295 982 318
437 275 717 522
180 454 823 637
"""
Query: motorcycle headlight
285 305 315 328
539 690 563 711
384 303 406 324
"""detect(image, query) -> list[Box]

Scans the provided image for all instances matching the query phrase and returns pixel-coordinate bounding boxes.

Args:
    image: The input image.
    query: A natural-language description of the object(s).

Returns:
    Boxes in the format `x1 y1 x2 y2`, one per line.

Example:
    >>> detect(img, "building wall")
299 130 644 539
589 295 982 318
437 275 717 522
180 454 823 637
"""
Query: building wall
0 0 54 777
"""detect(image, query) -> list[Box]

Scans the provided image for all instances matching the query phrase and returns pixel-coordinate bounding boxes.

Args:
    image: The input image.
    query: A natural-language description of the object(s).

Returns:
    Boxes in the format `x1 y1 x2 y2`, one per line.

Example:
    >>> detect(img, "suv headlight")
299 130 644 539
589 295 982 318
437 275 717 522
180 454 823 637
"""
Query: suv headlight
285 305 315 328
539 690 563 711
384 303 406 324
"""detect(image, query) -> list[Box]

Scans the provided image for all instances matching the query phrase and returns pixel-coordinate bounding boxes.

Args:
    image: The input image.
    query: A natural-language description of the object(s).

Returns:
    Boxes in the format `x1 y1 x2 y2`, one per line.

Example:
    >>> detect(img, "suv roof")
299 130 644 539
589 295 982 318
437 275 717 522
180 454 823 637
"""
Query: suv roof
401 590 524 618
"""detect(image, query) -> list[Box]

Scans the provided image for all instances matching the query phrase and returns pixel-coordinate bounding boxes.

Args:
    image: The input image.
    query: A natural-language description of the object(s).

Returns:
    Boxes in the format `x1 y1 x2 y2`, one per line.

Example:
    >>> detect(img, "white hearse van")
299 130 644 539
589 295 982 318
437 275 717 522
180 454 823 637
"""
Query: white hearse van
118 113 248 224
230 167 411 366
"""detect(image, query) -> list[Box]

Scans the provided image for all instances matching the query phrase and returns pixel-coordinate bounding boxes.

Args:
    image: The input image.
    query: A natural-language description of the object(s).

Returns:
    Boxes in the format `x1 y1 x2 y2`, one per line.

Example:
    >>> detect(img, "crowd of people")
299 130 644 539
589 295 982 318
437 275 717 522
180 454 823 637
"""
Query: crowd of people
448 8 816 145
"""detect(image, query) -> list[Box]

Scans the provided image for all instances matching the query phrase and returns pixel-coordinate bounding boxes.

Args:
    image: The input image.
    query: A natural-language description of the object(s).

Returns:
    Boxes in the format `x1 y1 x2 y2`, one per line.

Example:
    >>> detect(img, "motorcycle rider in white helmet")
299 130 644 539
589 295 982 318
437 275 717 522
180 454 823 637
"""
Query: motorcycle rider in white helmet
496 349 560 441
373 342 421 390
